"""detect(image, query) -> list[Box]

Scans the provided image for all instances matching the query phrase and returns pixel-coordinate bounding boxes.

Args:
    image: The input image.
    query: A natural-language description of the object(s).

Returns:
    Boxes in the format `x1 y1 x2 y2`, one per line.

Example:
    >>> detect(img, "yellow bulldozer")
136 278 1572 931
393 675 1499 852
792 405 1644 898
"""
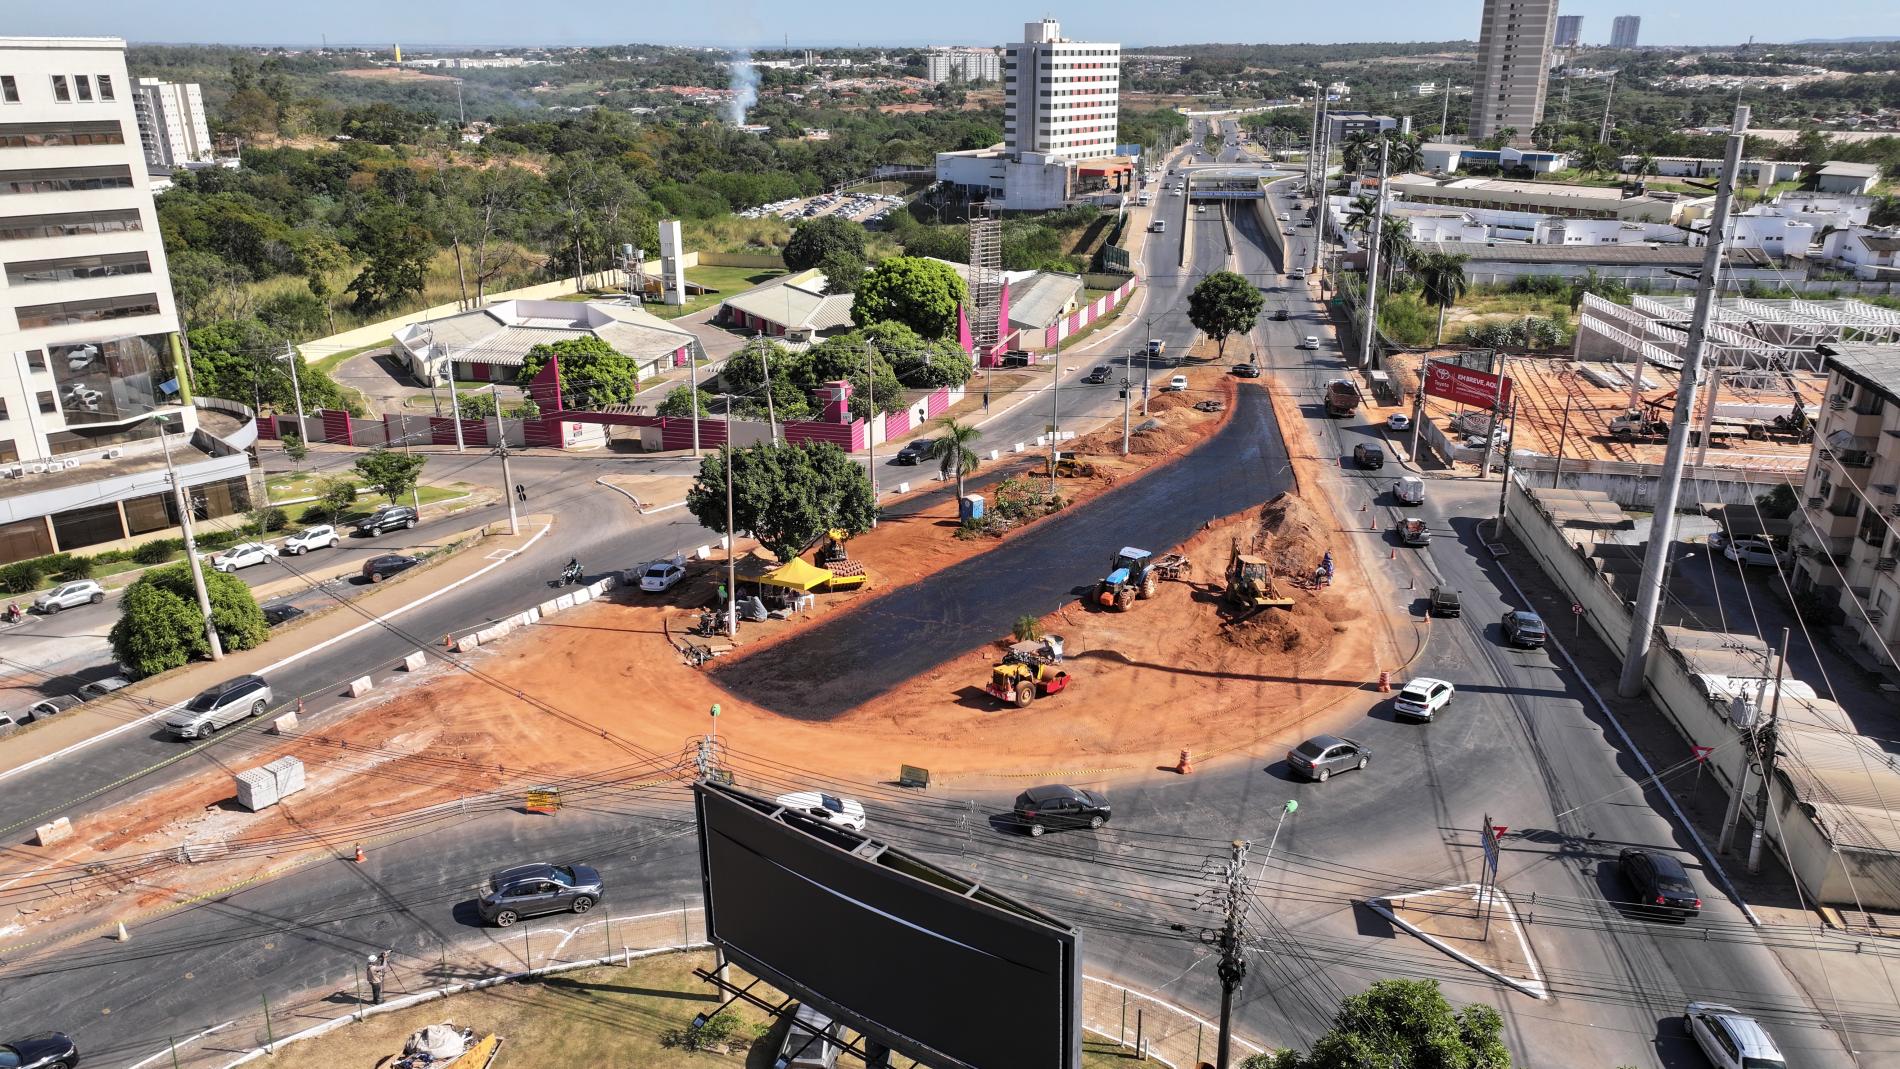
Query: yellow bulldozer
985 636 1071 708
1225 544 1293 611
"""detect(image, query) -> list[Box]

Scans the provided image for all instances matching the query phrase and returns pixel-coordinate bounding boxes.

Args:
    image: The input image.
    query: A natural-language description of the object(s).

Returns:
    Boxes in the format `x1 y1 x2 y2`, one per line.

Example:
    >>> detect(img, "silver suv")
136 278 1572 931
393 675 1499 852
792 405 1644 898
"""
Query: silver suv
164 675 272 739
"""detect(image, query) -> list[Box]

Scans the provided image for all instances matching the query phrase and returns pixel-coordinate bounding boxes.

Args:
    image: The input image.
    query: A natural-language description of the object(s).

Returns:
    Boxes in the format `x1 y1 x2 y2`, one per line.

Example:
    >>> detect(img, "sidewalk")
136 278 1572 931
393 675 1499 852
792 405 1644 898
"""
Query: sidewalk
0 516 552 781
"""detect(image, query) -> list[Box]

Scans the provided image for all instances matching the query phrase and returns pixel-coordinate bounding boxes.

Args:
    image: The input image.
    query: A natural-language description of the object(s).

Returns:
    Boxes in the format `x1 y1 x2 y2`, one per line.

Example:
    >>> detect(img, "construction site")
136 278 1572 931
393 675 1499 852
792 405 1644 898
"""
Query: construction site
1385 295 1900 474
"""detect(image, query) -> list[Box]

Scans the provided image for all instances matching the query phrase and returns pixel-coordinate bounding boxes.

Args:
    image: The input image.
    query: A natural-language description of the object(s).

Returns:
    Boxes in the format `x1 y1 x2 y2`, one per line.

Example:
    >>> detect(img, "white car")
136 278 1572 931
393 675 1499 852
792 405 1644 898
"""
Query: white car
1684 1001 1785 1069
1386 413 1412 432
1167 375 1189 392
280 525 339 555
1723 539 1790 568
79 674 134 700
1195 204 1206 214
32 579 105 613
1393 677 1455 721
774 790 867 832
1299 336 1320 350
210 541 279 573
1277 212 1291 221
637 556 687 593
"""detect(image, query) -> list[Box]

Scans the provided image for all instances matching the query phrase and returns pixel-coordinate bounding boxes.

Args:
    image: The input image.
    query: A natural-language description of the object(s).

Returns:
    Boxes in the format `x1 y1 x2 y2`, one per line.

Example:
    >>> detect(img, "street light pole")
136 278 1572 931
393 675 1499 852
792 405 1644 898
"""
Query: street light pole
281 344 306 445
723 434 738 638
157 418 223 661
492 383 518 536
1617 105 1751 699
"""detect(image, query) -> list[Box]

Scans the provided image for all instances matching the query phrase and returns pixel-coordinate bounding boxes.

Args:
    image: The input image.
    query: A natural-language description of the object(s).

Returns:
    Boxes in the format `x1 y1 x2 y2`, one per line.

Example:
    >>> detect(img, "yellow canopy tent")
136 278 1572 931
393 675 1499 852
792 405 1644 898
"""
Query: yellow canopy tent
758 556 835 591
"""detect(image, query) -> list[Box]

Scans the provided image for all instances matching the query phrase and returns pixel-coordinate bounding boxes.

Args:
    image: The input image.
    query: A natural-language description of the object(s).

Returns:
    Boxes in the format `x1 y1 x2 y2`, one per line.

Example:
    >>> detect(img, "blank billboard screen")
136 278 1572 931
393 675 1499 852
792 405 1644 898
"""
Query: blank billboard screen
695 783 1080 1069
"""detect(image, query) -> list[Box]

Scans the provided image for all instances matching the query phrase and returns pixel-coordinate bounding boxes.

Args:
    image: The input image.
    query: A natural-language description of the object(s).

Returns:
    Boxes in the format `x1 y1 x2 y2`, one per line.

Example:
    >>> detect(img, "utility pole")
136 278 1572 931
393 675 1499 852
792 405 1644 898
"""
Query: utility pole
864 341 879 513
1721 633 1782 853
1440 78 1452 138
447 373 466 453
1214 839 1250 1069
157 418 222 661
1598 72 1617 145
755 333 779 445
689 346 702 459
1491 388 1518 538
1360 136 1391 370
1306 90 1322 193
1121 374 1133 456
281 344 306 445
492 384 518 536
1048 329 1062 494
1748 627 1790 874
1551 385 1575 485
1617 105 1750 699
724 435 738 637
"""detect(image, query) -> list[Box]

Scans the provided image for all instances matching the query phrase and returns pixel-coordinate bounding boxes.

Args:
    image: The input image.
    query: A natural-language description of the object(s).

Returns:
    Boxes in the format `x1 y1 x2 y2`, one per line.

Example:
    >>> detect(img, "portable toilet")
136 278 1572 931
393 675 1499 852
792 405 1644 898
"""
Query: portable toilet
959 494 985 523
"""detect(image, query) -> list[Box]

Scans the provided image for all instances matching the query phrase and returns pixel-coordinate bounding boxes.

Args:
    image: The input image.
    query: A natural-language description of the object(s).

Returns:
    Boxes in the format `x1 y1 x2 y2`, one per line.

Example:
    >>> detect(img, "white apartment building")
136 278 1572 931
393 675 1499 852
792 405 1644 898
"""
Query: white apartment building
1469 0 1558 145
1 37 255 565
924 47 1001 85
132 77 211 169
1003 19 1119 162
1790 346 1900 673
1555 14 1583 48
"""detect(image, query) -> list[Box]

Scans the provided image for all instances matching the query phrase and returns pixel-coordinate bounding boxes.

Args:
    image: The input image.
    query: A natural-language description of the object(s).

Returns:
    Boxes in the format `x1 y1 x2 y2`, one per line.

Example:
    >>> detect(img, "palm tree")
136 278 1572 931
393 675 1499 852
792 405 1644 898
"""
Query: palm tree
1387 133 1423 175
1378 215 1415 291
1344 194 1378 236
1341 131 1377 175
1633 154 1658 179
925 416 983 501
1413 252 1471 344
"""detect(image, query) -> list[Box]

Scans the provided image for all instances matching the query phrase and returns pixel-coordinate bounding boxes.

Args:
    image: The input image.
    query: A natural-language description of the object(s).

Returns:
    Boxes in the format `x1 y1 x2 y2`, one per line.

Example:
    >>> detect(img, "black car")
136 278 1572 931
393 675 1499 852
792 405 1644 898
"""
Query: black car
1353 443 1385 469
1012 784 1110 837
1231 363 1261 378
1501 610 1547 648
1083 366 1112 384
263 604 306 628
1618 848 1701 920
0 1030 79 1069
1271 309 1290 321
893 438 937 465
477 862 605 927
361 554 421 583
352 505 418 536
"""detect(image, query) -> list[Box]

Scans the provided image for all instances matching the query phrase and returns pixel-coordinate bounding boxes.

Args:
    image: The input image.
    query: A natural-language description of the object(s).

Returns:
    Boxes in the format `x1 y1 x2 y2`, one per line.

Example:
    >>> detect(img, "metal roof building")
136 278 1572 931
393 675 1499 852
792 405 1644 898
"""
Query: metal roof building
392 299 702 384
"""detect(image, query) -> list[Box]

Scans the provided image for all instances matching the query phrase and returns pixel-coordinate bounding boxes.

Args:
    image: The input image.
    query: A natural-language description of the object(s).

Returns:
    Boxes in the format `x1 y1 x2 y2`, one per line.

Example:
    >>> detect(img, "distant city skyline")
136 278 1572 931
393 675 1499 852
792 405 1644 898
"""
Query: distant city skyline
7 0 1896 49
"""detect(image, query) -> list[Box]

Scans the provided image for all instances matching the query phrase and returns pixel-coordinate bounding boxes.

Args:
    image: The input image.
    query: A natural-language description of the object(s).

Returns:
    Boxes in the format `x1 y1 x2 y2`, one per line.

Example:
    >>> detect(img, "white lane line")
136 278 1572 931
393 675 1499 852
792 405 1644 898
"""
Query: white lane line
0 524 551 787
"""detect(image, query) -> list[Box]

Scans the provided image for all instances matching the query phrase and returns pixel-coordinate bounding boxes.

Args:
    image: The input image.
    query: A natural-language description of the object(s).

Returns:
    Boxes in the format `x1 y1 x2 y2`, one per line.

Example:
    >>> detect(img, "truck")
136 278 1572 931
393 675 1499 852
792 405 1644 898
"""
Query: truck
1324 379 1361 418
1147 339 1166 360
1607 409 1669 441
1609 409 1761 445
1396 519 1432 547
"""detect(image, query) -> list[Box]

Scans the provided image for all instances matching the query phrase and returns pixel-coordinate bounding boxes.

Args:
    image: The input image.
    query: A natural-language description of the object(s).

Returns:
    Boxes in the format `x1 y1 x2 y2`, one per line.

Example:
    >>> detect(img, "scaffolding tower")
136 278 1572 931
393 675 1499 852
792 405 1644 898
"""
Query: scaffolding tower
968 213 1003 353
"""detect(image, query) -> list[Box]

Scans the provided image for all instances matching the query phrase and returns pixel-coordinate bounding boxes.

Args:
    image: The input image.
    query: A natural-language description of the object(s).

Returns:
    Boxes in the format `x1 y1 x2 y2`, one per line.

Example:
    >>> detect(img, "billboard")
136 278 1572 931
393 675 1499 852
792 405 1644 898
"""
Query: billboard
1423 360 1512 410
694 783 1081 1069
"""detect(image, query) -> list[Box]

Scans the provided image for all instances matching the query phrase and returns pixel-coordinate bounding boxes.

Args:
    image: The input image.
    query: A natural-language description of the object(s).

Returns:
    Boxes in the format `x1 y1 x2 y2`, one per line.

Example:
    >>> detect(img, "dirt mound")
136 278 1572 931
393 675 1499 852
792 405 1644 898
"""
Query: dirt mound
1169 492 1341 662
1068 406 1198 457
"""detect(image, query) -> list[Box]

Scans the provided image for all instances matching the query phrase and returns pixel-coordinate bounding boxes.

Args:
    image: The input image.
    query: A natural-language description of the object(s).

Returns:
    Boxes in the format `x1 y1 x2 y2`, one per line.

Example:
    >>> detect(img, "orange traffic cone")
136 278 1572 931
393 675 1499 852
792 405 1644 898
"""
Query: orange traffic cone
1378 670 1392 693
353 844 366 864
1175 749 1194 775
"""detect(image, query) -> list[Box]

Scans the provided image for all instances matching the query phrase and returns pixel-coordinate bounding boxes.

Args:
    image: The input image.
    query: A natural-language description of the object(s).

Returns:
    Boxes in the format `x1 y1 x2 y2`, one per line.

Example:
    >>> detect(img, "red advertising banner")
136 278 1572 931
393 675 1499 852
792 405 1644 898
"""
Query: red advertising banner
1423 360 1513 409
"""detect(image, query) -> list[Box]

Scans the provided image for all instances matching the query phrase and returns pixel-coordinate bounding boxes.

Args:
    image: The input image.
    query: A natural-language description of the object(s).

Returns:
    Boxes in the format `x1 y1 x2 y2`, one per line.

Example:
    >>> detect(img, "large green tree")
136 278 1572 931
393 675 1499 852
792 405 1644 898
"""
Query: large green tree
784 215 868 272
684 442 876 562
851 256 968 339
517 336 642 408
344 203 431 312
353 448 428 505
1256 979 1511 1069
1187 270 1265 358
110 563 269 677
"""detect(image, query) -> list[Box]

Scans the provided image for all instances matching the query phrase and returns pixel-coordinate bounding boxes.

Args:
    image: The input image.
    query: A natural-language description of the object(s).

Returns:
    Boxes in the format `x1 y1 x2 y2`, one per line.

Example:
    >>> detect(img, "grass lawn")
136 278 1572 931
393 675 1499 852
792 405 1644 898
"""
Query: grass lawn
642 264 789 321
260 948 1144 1069
266 471 471 506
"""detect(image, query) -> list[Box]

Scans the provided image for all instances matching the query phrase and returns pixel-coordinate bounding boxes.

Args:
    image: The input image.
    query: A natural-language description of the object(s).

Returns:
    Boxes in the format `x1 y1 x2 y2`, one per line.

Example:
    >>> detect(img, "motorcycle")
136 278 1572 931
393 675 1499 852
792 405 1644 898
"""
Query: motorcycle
553 561 584 587
3 603 22 624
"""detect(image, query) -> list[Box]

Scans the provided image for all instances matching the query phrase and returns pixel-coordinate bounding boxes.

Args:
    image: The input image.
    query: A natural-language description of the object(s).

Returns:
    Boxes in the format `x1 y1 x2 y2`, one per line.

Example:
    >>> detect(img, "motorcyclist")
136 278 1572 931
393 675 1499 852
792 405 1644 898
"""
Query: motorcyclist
562 558 582 584
3 602 21 623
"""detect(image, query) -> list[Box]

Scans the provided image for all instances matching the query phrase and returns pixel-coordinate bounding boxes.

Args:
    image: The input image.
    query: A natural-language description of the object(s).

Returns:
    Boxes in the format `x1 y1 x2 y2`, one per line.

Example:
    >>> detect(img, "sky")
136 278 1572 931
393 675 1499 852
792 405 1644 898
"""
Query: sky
8 0 1898 49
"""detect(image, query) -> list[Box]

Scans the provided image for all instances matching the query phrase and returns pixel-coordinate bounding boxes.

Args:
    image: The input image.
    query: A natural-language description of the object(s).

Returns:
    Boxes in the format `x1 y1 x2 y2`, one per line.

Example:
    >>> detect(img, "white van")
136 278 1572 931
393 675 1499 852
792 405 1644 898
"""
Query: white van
1394 476 1425 506
1150 219 1166 233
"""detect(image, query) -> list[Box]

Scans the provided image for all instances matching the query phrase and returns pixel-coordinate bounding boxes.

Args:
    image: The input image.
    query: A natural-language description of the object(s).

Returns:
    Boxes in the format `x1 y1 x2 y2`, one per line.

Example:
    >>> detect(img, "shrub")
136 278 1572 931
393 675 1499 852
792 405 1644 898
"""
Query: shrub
662 1011 744 1052
109 561 268 676
58 556 96 581
90 548 132 565
0 560 47 594
1013 615 1043 641
133 538 185 566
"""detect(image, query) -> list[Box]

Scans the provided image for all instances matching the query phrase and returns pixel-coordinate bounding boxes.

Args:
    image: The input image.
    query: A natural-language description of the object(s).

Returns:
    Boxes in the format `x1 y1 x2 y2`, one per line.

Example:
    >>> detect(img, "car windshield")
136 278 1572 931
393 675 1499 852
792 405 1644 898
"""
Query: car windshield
1742 1057 1784 1069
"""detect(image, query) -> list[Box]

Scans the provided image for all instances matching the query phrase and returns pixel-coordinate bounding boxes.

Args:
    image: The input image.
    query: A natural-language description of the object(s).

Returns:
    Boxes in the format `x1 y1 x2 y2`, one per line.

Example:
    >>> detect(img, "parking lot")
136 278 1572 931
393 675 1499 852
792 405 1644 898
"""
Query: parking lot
739 190 902 224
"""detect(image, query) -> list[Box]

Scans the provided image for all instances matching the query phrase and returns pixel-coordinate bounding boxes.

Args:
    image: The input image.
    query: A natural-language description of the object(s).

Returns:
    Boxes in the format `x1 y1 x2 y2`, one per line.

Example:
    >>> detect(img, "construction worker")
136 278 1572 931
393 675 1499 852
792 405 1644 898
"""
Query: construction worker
366 952 388 1004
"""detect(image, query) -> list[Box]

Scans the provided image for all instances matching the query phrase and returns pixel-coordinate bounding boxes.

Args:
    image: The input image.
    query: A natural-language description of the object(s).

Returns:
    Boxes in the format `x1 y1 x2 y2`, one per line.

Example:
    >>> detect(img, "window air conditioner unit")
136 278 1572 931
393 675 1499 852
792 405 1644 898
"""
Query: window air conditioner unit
1889 503 1900 519
1808 496 1825 508
63 458 79 469
104 448 123 460
1869 609 1888 624
1878 557 1898 573
1829 393 1847 410
24 463 46 474
1 466 20 479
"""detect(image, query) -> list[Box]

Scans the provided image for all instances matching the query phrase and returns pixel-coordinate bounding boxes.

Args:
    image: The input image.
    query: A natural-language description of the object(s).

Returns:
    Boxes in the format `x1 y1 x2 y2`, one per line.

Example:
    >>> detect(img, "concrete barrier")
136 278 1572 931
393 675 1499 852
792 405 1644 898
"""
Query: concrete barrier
455 633 481 652
1013 442 1024 452
572 588 593 605
696 544 713 559
348 676 373 698
897 482 910 494
989 449 1000 461
270 712 299 735
34 817 72 846
539 598 562 616
403 650 427 671
555 593 575 611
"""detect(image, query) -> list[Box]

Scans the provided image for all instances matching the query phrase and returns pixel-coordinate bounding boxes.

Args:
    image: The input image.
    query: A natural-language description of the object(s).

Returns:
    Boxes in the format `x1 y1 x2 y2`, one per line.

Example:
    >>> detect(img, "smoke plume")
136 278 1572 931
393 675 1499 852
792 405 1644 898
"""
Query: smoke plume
727 51 759 125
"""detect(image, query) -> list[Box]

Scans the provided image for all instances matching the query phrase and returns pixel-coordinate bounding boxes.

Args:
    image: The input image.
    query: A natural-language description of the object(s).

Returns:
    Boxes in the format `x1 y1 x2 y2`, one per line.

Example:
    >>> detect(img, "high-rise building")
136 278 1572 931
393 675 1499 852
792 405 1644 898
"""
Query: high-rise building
1610 16 1642 49
0 36 256 565
1469 0 1558 145
1003 19 1120 162
1555 15 1584 48
924 47 1001 85
131 78 212 169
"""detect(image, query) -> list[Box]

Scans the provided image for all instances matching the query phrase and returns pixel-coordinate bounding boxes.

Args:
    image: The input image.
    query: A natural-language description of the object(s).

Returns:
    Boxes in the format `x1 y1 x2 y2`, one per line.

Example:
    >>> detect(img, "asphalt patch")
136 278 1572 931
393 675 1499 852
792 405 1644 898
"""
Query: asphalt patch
710 384 1293 719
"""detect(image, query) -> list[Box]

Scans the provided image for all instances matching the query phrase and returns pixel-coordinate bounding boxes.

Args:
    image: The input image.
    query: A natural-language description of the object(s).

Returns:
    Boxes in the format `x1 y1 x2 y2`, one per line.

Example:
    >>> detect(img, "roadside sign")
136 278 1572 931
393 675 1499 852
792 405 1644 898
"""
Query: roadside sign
1571 603 1584 616
525 787 562 814
899 764 931 789
1692 745 1715 763
1480 813 1499 876
1493 825 1509 840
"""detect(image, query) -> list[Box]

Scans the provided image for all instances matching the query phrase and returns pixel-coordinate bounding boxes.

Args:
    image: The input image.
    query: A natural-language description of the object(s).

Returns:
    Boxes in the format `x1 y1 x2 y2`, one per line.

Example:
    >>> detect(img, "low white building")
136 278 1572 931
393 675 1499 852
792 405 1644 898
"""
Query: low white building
1823 227 1900 280
1616 154 1804 185
935 145 1125 211
392 299 703 386
1417 143 1570 175
1815 161 1883 196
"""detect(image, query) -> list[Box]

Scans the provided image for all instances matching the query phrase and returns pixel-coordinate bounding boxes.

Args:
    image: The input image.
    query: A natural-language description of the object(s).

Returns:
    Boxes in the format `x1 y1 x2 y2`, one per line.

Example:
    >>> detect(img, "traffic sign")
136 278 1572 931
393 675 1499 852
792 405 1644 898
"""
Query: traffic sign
1480 814 1500 876
1571 603 1584 616
1692 745 1714 763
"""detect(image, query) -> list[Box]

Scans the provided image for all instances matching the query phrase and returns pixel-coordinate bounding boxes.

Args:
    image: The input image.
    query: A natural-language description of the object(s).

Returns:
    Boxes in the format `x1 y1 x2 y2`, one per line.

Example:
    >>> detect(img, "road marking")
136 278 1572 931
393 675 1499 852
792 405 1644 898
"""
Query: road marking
0 523 551 788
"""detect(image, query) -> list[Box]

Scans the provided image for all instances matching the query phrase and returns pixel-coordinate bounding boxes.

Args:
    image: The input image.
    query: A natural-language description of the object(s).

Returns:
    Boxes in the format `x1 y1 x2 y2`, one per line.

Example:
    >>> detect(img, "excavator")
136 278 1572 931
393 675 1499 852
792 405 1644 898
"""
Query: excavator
1224 542 1293 611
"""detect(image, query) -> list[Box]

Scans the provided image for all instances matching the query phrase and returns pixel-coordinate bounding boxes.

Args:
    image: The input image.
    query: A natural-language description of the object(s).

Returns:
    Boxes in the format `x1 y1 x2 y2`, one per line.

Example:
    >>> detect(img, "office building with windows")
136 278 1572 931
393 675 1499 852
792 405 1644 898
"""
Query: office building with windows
0 37 255 566
1003 19 1119 162
1554 14 1583 47
1469 0 1559 145
1610 16 1642 49
923 47 1001 85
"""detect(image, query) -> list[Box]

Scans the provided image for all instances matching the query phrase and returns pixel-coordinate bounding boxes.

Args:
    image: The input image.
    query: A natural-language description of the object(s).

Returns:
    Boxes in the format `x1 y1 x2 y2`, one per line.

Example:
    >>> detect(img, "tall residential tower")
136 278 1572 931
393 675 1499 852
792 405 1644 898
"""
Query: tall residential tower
1611 16 1643 49
1003 19 1120 162
1555 15 1584 48
1469 0 1558 145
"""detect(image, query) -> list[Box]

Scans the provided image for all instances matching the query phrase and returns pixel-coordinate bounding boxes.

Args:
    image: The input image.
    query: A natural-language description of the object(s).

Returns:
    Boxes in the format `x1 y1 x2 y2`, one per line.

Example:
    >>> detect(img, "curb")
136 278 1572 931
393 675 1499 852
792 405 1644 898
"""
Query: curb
1365 886 1549 1000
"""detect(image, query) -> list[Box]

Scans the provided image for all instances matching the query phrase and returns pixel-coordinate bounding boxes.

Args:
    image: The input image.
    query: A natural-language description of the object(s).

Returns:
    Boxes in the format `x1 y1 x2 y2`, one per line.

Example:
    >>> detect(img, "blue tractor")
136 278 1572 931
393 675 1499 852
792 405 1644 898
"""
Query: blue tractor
1096 547 1159 611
